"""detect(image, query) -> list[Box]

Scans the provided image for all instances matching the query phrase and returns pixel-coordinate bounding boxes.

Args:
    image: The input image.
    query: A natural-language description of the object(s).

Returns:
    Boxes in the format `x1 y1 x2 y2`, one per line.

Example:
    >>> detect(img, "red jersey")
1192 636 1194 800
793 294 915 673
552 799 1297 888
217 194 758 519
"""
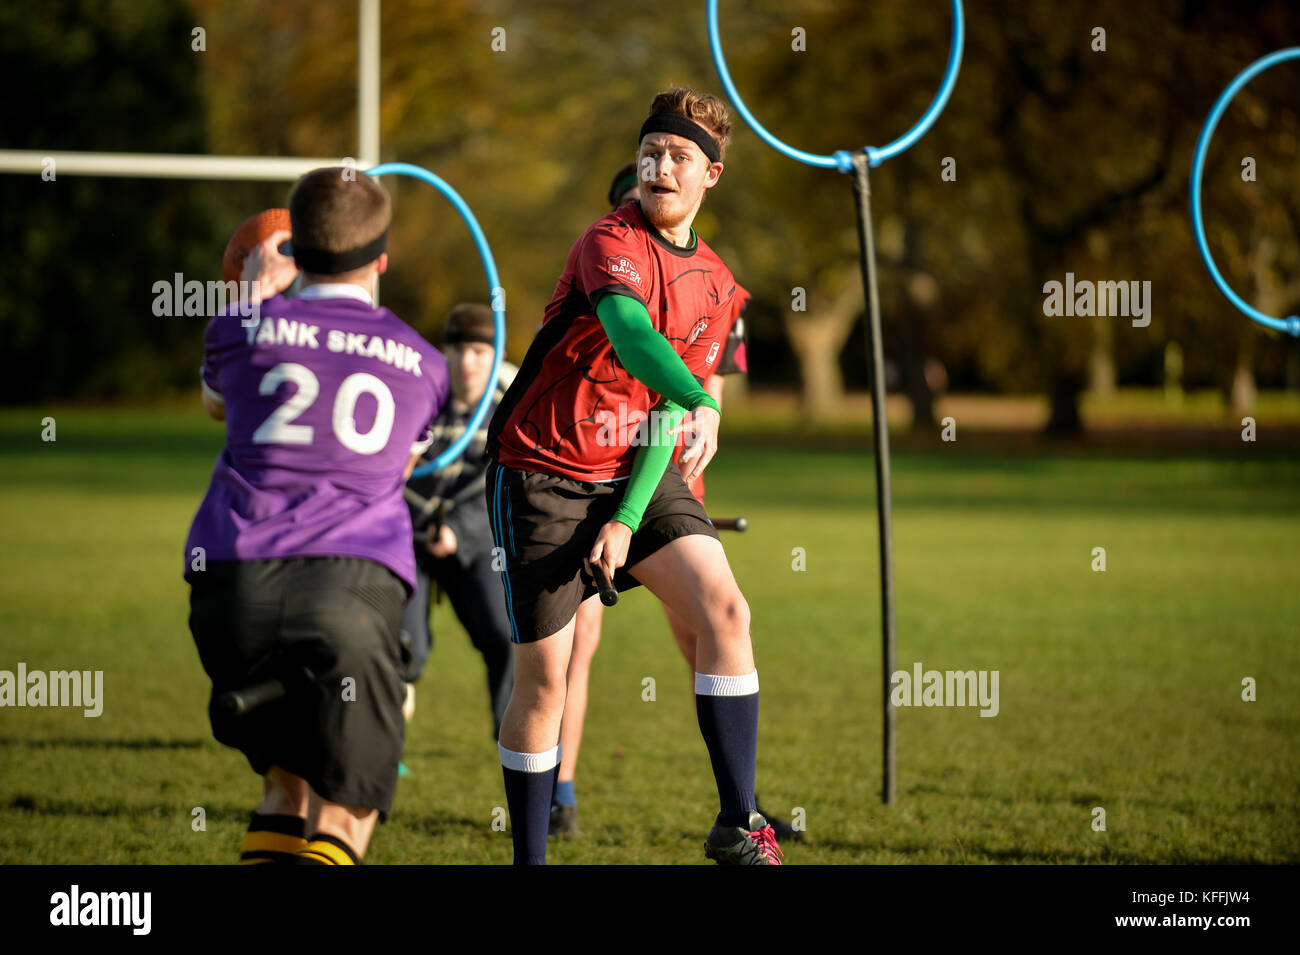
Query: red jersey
490 200 744 482
681 278 749 382
674 276 749 502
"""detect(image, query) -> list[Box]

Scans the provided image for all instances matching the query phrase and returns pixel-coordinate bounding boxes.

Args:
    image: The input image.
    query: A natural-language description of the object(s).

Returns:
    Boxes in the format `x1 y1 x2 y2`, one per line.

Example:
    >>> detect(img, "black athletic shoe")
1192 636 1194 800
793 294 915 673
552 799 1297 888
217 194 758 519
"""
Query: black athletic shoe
755 796 803 843
549 803 580 839
705 811 784 865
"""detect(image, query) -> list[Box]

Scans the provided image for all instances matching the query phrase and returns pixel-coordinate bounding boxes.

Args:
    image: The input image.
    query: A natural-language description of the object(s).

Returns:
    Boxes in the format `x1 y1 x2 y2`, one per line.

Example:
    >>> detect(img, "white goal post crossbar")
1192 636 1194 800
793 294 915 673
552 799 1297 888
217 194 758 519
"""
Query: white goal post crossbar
0 0 380 182
0 151 363 181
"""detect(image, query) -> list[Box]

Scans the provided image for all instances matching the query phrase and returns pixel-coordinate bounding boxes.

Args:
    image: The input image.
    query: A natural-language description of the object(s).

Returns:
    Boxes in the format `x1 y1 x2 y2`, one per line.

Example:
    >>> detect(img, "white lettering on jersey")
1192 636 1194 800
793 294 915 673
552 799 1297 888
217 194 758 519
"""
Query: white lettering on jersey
320 329 422 377
605 254 645 294
252 317 321 349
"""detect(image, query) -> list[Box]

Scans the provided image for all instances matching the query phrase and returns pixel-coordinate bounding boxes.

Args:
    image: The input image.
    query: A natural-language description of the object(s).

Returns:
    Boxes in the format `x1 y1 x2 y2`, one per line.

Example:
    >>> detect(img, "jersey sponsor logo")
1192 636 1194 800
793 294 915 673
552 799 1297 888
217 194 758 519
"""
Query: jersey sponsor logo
706 341 721 365
604 255 645 292
687 317 709 345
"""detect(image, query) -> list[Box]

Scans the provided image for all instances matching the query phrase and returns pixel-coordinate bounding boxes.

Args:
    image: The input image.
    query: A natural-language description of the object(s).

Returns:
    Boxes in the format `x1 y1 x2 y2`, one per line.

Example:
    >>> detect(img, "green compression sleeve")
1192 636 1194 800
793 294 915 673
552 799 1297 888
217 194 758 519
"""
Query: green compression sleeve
595 294 721 413
611 398 685 532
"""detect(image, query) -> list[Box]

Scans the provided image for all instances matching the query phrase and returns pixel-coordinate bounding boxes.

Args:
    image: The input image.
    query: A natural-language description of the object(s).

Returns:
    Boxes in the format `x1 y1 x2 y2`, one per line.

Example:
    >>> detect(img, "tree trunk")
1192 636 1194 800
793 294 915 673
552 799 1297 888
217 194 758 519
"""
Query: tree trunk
1229 360 1256 417
902 275 938 430
900 206 938 430
1046 371 1085 434
906 347 936 429
782 283 860 421
1229 334 1256 417
788 333 845 420
1088 319 1117 397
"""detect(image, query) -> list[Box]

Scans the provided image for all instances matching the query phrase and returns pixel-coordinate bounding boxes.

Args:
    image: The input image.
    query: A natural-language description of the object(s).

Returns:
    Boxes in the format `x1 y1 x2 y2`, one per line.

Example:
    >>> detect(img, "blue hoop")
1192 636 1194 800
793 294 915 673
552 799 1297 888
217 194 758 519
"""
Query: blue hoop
1190 48 1300 337
706 0 964 171
366 162 507 476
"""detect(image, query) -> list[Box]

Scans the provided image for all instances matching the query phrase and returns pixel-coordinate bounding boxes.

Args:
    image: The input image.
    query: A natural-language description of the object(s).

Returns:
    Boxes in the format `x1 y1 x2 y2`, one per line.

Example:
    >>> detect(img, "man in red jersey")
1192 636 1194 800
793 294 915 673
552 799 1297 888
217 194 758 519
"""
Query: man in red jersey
486 87 780 865
547 164 806 847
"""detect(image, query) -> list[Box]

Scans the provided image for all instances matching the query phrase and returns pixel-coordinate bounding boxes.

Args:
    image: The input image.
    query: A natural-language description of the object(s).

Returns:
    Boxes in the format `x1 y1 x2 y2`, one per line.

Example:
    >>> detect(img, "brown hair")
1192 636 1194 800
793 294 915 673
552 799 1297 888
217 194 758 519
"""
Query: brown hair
647 87 732 161
288 167 392 257
442 302 495 346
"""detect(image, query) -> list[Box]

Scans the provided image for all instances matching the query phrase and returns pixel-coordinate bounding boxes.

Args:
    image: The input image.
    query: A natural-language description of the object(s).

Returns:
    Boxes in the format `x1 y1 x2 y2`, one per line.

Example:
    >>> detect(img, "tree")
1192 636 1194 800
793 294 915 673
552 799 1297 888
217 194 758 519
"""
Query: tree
0 0 229 401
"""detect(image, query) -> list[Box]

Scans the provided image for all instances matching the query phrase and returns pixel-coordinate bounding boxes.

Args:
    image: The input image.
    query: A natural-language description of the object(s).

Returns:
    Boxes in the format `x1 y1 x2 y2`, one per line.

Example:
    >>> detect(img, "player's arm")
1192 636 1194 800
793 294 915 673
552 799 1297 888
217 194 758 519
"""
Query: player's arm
240 230 298 304
705 373 725 411
201 390 224 421
587 396 684 582
594 294 719 414
440 484 492 565
198 325 225 421
595 293 721 484
612 396 684 532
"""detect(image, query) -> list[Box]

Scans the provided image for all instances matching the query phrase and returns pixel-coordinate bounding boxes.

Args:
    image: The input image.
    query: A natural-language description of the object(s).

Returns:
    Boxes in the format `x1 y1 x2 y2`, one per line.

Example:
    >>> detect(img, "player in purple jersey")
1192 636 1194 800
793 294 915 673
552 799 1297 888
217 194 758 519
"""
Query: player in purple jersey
184 167 449 865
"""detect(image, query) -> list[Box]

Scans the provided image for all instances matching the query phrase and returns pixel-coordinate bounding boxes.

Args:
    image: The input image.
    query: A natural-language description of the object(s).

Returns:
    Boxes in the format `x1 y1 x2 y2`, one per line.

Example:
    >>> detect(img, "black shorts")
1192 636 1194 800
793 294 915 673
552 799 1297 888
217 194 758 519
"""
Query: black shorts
486 458 719 643
188 556 407 814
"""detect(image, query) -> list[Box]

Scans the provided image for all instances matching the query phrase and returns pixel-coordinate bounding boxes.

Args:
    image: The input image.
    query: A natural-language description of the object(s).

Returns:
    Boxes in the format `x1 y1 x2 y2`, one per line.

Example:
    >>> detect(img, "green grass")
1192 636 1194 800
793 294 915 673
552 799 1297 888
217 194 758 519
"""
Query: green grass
0 406 1297 864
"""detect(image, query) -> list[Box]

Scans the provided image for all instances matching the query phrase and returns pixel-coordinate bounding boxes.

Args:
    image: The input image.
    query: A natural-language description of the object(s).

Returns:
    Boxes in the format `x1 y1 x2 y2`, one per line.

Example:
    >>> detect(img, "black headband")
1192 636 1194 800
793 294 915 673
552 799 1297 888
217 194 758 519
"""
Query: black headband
291 229 388 275
638 113 721 164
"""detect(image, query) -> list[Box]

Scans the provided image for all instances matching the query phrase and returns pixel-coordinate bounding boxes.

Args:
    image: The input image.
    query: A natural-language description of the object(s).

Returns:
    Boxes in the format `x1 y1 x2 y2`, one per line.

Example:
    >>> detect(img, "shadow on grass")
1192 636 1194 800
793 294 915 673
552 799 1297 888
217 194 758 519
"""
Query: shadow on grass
807 836 1269 865
6 794 246 820
0 413 222 457
388 813 493 837
0 736 206 750
909 782 1284 816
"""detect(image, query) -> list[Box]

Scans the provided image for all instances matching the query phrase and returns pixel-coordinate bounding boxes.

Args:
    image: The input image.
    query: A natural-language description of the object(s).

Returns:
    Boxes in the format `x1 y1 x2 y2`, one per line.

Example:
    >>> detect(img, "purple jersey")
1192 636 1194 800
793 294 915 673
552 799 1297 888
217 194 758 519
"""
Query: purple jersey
184 286 449 592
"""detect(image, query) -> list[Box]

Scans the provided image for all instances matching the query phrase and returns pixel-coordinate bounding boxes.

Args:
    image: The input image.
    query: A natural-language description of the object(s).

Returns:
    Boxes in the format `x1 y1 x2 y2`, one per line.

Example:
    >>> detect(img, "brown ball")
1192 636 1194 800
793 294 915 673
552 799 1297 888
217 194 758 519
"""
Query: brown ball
221 208 291 284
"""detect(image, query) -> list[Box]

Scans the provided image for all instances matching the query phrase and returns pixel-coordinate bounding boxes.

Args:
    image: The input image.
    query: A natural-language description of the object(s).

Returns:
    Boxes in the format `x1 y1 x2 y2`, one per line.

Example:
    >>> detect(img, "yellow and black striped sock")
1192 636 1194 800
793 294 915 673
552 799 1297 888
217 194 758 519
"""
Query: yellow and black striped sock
295 832 361 866
241 812 308 864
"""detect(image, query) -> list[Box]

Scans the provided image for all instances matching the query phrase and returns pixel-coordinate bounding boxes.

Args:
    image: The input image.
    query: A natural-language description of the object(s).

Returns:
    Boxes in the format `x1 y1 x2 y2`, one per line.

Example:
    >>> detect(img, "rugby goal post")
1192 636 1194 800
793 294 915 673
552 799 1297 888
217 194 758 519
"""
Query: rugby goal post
0 0 509 478
0 0 381 181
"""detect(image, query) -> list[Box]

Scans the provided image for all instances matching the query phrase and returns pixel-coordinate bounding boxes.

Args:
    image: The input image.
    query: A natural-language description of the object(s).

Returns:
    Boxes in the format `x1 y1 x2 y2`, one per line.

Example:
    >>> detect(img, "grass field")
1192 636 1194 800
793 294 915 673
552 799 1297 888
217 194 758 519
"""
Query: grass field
1 405 1297 864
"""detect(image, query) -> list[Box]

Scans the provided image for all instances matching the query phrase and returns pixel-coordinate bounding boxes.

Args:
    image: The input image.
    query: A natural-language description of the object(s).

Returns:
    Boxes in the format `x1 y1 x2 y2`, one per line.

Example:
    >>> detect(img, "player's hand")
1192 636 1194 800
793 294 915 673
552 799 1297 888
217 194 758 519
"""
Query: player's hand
585 520 632 583
672 405 720 486
241 229 298 303
426 524 457 558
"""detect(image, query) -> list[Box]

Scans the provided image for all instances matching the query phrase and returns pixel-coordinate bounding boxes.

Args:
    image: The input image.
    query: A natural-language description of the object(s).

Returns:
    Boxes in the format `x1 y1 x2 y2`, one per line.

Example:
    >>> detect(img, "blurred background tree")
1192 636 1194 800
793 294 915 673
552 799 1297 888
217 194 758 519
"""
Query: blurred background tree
0 0 228 401
2 0 1297 428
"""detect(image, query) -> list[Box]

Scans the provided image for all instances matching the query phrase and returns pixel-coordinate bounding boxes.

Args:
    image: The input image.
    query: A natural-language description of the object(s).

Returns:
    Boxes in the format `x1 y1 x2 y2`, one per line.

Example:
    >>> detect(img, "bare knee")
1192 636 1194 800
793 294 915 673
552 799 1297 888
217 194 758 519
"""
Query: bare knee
513 665 568 713
712 590 750 643
694 590 752 673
